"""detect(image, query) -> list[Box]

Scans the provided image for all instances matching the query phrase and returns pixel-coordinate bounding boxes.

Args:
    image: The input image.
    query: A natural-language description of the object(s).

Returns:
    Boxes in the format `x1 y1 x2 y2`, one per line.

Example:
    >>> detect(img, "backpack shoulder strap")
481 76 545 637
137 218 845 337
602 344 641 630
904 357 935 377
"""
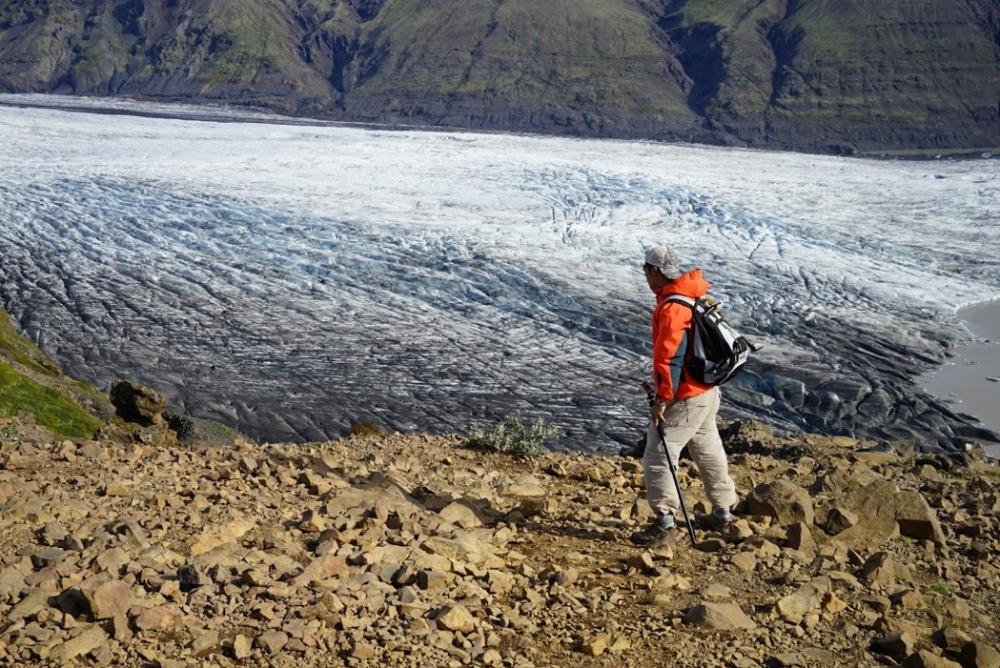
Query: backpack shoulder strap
662 294 697 308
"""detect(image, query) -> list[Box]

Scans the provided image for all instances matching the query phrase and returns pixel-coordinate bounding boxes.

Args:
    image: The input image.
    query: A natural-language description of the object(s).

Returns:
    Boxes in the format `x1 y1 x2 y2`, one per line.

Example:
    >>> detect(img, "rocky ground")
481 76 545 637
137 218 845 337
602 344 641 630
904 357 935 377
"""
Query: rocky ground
1 399 999 667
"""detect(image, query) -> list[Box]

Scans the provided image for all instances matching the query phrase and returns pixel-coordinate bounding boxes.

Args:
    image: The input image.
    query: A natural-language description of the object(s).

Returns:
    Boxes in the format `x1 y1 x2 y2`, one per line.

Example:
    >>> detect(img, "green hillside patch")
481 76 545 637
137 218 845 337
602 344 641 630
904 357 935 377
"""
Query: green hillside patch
0 309 58 375
0 359 103 438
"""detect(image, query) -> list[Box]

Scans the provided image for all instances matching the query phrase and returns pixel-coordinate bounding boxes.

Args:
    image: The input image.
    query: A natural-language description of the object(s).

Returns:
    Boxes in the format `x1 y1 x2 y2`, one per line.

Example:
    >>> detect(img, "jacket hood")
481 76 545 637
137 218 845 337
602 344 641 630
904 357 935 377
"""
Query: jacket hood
656 269 710 300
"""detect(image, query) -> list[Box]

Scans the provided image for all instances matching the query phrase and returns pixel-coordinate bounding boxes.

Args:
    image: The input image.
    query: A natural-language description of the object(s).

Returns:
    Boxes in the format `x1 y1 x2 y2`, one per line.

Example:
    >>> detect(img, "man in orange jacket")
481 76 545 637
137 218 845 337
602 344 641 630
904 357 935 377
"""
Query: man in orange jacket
632 245 738 547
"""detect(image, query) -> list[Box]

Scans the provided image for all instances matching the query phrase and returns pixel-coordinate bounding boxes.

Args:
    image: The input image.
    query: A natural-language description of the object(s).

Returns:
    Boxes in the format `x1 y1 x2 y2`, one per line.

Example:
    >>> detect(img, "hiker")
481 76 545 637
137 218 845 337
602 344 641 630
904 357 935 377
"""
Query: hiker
632 245 739 547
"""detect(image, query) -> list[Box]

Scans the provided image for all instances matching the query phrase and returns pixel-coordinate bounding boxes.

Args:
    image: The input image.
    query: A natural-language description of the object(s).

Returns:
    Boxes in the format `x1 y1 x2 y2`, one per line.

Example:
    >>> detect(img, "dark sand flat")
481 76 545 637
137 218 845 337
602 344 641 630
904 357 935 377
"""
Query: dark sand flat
923 299 1000 457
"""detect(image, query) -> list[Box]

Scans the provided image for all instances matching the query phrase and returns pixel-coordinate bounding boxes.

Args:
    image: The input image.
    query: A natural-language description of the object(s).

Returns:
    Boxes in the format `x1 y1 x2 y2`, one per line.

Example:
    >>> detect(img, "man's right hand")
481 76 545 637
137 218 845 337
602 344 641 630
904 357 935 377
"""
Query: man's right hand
650 400 667 425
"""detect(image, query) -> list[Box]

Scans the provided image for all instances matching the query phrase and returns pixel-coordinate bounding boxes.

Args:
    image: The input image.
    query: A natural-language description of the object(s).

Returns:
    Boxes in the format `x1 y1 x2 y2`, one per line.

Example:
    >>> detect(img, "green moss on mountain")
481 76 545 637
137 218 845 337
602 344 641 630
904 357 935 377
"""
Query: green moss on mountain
0 0 998 152
0 360 103 438
0 309 109 438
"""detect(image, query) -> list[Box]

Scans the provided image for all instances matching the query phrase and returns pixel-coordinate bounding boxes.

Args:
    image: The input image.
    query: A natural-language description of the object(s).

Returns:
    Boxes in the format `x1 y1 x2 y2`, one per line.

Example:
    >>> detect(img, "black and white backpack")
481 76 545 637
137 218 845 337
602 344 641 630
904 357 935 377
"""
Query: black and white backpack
663 295 758 386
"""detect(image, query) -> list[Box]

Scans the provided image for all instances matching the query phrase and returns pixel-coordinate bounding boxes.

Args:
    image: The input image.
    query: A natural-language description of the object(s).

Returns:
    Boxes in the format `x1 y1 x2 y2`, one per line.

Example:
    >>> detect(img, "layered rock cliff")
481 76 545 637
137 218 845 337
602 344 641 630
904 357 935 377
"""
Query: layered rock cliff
1 0 998 153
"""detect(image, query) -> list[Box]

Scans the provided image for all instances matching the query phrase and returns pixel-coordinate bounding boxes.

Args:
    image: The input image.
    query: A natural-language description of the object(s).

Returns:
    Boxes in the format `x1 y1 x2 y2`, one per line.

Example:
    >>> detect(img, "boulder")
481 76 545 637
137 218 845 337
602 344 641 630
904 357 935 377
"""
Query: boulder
110 379 167 426
894 490 946 545
191 630 220 658
861 552 910 588
742 481 814 526
8 588 51 622
134 605 181 631
960 641 1000 668
49 625 107 662
189 518 255 556
685 601 756 630
901 650 963 668
436 604 476 633
872 631 916 660
823 506 858 535
776 582 823 625
829 480 900 549
785 522 816 553
233 634 253 659
439 502 483 529
85 579 131 619
256 631 289 656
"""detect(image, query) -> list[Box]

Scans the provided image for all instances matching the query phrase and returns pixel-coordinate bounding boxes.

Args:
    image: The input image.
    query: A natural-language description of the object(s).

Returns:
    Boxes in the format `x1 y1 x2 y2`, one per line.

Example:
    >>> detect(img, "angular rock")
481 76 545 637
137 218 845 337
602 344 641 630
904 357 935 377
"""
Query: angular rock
824 506 858 535
436 604 476 633
829 480 900 549
191 629 220 658
86 580 130 620
960 641 1000 668
872 631 916 660
134 605 181 631
256 631 289 656
502 475 545 497
786 522 816 553
8 588 51 622
935 627 972 654
895 490 946 545
742 481 814 526
861 552 910 587
49 625 107 662
189 518 254 556
233 634 252 659
685 601 756 630
776 582 822 625
901 650 963 668
294 554 349 586
110 378 167 426
439 502 483 529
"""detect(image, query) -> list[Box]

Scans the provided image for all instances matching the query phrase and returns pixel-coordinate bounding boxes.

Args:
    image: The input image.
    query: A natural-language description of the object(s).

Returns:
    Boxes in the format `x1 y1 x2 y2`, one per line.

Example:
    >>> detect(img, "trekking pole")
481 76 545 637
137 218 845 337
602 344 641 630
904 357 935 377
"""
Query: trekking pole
642 382 697 546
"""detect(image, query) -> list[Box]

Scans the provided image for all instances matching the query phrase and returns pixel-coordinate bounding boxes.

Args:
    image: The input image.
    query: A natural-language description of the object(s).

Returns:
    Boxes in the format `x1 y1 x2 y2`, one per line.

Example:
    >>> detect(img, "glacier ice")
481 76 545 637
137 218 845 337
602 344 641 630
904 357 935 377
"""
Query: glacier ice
0 96 997 449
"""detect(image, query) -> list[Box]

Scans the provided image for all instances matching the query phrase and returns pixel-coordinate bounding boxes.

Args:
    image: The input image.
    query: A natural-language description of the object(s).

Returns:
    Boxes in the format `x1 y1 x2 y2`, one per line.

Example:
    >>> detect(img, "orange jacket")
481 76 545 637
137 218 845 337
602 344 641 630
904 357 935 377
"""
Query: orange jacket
652 269 714 402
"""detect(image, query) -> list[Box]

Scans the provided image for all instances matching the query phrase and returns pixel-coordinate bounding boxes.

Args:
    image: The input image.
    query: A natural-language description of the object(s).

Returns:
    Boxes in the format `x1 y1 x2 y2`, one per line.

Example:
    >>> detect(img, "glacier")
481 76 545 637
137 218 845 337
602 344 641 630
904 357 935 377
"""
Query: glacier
0 95 998 450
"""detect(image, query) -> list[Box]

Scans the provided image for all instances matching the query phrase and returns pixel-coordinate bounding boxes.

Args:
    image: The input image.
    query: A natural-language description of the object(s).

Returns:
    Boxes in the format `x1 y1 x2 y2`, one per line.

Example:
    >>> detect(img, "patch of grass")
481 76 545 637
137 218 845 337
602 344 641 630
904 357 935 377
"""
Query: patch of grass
928 581 951 596
0 360 103 439
466 416 558 456
349 422 386 437
0 310 59 376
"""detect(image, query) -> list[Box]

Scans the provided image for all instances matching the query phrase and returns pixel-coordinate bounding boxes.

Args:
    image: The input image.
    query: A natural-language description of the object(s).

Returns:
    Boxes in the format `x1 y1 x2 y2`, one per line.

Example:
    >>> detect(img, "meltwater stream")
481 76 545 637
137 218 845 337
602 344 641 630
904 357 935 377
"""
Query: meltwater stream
1 96 998 451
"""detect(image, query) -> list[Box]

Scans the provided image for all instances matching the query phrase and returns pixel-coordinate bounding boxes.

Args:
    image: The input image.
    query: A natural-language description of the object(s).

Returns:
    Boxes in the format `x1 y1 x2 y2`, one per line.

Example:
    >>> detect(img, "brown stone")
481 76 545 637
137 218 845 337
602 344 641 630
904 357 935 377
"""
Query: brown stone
49 625 107 662
86 580 130 620
742 481 814 526
895 490 946 545
960 641 1000 668
824 506 858 535
110 378 166 426
256 631 289 656
785 522 816 553
191 629 220 658
872 631 916 660
294 554 349 585
776 582 822 625
436 605 476 633
233 634 252 659
861 552 910 587
901 650 963 668
439 502 483 529
134 605 181 631
685 601 756 630
189 518 254 556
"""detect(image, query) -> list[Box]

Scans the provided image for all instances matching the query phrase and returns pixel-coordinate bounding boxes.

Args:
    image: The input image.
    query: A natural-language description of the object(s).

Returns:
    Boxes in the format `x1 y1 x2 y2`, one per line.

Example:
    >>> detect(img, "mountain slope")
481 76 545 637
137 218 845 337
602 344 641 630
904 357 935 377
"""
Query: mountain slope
0 0 998 151
0 309 109 438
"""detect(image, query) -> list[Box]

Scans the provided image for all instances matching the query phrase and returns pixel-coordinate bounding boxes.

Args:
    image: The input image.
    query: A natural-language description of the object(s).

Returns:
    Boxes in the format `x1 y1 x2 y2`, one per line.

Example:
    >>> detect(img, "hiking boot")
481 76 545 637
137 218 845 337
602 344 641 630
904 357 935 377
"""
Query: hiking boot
707 507 732 530
630 514 676 548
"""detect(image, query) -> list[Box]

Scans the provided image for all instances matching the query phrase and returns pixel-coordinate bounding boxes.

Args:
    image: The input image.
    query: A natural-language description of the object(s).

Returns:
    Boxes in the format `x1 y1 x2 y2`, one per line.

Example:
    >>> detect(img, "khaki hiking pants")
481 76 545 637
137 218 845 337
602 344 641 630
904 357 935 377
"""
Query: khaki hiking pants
643 387 738 518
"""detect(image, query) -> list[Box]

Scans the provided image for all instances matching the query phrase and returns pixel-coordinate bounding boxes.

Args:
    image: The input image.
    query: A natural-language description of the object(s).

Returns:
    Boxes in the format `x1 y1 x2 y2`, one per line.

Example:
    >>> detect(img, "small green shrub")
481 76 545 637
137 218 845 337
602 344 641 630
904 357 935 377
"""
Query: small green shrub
466 416 558 456
349 422 385 437
928 581 951 596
